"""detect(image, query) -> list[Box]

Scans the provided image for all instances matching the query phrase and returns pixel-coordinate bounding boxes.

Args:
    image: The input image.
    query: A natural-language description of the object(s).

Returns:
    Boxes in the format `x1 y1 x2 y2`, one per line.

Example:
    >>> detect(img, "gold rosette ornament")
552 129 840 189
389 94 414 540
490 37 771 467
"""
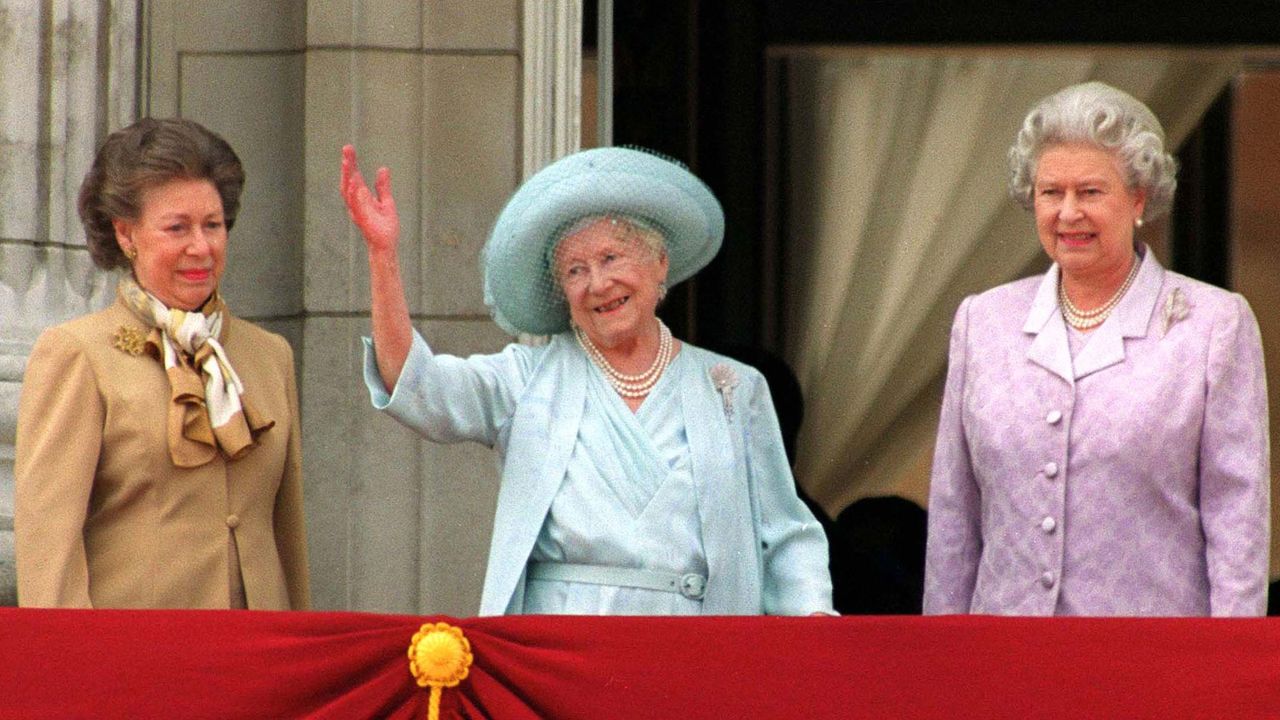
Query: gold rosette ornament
408 622 473 720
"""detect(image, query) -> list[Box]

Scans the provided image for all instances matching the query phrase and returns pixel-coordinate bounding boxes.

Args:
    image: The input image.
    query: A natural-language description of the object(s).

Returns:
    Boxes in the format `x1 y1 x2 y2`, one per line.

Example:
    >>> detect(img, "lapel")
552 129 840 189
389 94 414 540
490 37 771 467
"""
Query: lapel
1022 245 1165 383
482 334 587 615
1071 247 1163 379
681 349 762 614
1023 265 1075 386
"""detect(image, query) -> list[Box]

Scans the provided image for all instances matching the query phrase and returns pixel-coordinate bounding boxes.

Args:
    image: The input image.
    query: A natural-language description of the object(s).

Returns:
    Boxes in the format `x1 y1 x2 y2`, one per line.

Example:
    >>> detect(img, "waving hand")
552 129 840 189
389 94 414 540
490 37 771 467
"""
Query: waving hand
341 144 400 253
340 144 410 390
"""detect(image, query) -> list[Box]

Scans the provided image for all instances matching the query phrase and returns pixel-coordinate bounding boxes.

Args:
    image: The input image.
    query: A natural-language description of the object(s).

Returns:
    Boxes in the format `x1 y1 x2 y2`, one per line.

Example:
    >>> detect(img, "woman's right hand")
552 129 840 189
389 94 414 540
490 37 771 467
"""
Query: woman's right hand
340 144 400 254
341 145 413 391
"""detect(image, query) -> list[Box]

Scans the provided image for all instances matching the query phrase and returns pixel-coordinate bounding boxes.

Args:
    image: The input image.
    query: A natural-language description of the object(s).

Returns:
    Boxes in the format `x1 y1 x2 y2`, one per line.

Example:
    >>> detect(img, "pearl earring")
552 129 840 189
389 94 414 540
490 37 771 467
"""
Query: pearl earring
657 282 668 302
1134 217 1145 229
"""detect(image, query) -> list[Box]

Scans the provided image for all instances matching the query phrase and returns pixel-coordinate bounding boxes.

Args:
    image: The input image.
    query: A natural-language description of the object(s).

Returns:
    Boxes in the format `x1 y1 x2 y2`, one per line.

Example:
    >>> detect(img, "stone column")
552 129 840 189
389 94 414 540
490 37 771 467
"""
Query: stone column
0 0 138 606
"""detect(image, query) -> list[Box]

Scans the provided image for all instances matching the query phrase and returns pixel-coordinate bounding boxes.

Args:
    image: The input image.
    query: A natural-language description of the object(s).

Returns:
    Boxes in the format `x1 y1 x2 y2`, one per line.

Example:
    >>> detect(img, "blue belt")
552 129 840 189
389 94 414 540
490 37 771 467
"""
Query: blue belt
527 562 707 600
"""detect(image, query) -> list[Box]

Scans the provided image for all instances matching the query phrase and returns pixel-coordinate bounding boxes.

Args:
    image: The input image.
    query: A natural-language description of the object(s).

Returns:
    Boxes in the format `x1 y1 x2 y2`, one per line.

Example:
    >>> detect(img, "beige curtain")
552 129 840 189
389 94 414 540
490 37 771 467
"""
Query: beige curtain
782 49 1243 515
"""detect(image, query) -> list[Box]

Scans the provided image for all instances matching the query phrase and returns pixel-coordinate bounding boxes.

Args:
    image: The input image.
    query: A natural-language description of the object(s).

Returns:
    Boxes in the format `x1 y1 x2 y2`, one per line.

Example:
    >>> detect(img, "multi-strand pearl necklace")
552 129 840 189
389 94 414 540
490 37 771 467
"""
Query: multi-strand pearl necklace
1058 254 1141 330
575 320 674 398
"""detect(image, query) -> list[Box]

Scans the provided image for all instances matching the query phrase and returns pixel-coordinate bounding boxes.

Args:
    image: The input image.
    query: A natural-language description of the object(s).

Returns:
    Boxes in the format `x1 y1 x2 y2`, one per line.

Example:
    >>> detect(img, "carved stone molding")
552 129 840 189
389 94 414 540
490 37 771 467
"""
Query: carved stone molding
0 340 29 607
521 0 582 177
0 0 139 607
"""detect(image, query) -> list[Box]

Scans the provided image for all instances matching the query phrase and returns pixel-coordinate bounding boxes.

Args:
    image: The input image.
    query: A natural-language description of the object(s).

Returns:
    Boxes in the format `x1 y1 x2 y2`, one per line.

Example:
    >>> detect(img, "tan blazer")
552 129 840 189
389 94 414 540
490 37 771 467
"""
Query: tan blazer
15 297 310 609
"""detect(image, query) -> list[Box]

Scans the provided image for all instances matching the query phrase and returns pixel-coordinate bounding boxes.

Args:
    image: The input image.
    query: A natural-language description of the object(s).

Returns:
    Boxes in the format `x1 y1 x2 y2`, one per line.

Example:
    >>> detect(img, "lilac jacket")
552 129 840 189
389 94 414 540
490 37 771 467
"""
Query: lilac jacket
924 248 1270 616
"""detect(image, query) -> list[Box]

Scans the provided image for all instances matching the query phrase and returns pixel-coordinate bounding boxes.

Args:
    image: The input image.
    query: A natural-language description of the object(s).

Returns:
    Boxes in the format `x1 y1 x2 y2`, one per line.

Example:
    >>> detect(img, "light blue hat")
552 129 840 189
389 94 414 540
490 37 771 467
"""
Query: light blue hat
483 146 725 335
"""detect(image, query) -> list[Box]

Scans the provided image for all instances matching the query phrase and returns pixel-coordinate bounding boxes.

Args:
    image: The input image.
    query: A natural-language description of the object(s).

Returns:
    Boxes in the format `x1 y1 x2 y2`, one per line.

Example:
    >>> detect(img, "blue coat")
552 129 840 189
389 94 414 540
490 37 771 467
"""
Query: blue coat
924 247 1270 616
365 331 833 616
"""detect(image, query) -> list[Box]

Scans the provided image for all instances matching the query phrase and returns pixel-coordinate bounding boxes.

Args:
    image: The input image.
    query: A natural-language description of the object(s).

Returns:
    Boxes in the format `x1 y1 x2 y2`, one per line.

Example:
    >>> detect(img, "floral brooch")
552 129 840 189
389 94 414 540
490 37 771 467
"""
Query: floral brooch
1162 286 1190 337
112 325 147 356
710 363 739 419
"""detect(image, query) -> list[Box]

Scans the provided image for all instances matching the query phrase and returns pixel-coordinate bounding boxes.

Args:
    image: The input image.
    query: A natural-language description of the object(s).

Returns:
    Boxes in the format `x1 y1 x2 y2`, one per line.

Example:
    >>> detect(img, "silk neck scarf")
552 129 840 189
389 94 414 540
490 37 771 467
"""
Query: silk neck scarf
118 276 273 467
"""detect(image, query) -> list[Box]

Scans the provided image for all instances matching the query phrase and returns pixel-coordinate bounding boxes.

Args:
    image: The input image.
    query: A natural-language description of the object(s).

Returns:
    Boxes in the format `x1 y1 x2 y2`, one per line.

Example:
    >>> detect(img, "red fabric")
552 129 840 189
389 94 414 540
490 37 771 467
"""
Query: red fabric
2 609 1277 719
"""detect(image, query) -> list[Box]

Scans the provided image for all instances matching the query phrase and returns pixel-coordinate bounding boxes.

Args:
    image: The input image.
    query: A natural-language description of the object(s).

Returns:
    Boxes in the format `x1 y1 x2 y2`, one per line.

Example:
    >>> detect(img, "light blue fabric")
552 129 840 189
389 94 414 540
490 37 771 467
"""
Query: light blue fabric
527 351 707 615
363 330 833 616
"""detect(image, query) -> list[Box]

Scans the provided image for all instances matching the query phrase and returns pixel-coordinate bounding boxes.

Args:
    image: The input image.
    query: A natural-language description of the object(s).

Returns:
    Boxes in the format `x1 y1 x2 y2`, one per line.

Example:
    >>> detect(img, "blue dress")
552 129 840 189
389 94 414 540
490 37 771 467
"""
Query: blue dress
526 351 707 614
364 330 834 616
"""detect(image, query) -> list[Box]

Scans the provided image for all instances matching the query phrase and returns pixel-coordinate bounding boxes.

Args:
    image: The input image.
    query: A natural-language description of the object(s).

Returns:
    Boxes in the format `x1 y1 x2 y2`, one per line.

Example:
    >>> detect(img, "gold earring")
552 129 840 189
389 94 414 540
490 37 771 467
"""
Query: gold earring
124 245 138 260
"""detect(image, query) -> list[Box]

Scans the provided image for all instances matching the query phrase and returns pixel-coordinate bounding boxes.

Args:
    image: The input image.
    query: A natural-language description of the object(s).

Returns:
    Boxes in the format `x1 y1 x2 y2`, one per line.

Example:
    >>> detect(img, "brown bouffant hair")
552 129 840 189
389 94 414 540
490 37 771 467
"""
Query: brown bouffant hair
78 117 245 270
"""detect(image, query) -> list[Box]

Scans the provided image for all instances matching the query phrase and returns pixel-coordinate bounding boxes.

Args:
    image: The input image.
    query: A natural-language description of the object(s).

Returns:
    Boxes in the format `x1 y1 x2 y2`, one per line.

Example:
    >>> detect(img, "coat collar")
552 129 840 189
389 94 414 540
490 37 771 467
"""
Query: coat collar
1022 244 1166 383
482 333 589 615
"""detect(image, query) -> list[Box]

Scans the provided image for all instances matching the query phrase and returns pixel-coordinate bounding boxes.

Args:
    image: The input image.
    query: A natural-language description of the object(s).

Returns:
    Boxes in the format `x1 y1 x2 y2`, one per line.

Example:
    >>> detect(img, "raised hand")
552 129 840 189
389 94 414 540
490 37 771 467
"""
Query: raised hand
340 144 400 254
340 144 412 389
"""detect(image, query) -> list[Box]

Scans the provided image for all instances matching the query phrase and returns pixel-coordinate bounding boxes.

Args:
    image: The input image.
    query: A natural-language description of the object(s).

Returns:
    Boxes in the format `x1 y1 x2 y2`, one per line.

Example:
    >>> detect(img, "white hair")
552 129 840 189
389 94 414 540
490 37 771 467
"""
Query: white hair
553 213 668 261
548 213 669 294
1008 81 1178 221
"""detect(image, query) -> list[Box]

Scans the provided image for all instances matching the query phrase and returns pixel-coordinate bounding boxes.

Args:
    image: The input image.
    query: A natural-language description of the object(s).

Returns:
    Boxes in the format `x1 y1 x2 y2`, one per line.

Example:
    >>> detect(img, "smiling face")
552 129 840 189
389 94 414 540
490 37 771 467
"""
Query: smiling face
113 177 228 310
1033 142 1147 285
553 217 669 350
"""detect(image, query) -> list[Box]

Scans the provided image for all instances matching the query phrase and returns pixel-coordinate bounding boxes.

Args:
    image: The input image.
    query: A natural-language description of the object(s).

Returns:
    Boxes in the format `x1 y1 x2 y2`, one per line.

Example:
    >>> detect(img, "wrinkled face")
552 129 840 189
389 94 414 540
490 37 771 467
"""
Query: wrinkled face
113 177 228 311
1033 143 1146 282
553 217 669 350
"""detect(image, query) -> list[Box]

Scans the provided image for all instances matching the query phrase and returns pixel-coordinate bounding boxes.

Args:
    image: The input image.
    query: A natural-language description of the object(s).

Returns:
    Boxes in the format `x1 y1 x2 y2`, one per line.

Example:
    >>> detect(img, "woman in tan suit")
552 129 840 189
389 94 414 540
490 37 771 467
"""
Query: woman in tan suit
14 118 309 610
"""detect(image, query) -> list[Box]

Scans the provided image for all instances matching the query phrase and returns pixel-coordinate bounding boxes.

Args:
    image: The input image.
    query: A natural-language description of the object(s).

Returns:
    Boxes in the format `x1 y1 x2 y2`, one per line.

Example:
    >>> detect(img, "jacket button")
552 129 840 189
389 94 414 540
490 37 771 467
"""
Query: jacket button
1040 572 1055 589
1041 516 1057 533
1046 409 1062 424
226 514 241 529
1043 462 1059 478
679 573 707 600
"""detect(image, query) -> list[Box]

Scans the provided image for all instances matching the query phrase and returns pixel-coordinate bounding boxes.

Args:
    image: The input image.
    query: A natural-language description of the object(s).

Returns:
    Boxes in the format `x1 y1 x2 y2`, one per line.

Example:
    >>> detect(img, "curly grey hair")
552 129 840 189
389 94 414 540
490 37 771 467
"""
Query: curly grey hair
1008 81 1178 221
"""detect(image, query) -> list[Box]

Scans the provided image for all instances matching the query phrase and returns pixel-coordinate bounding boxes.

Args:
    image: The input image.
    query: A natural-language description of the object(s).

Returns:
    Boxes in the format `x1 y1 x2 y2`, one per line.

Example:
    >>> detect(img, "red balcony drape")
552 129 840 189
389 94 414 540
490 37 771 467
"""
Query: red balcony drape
3 609 1278 719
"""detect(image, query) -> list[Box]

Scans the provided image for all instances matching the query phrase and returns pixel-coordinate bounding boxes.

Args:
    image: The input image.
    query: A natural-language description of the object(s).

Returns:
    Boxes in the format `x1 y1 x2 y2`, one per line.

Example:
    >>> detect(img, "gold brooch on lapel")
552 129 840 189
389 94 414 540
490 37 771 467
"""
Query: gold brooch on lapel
112 325 147 356
1162 286 1190 337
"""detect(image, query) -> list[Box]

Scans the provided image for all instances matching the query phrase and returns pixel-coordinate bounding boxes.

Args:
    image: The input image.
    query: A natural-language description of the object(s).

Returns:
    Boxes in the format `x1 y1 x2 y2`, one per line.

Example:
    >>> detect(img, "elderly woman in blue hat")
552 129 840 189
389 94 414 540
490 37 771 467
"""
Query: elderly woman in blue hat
340 145 833 616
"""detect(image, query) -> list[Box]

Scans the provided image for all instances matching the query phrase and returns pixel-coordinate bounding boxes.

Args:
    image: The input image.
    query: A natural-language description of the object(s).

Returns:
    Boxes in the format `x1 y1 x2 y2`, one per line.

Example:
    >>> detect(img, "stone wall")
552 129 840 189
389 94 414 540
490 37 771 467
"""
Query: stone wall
0 0 580 612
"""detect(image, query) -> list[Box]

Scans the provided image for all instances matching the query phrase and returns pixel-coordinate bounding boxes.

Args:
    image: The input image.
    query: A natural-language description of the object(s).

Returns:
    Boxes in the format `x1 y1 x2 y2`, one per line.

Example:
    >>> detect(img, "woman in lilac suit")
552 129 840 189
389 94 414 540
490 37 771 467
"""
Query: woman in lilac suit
924 82 1270 616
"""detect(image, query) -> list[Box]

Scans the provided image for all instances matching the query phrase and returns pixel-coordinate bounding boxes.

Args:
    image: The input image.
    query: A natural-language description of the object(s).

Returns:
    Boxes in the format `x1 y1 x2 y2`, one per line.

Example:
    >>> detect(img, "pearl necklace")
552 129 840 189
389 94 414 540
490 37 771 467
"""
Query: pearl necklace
1058 254 1141 330
574 320 674 398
